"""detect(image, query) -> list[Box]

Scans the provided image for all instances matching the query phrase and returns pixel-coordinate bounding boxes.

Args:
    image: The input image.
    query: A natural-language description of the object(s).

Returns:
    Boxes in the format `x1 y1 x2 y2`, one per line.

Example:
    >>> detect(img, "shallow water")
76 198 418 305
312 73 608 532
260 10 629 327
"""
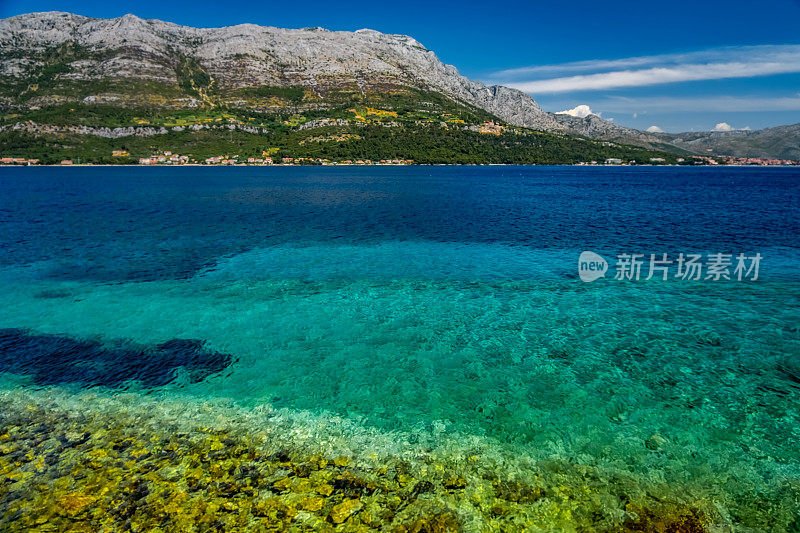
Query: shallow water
0 165 799 530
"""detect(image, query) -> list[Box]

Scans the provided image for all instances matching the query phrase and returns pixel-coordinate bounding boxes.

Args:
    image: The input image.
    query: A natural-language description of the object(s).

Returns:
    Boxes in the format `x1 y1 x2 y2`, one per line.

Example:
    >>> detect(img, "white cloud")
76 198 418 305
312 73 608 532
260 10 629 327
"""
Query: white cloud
712 122 752 132
568 94 800 113
646 125 664 133
511 63 800 93
556 104 596 118
490 45 800 94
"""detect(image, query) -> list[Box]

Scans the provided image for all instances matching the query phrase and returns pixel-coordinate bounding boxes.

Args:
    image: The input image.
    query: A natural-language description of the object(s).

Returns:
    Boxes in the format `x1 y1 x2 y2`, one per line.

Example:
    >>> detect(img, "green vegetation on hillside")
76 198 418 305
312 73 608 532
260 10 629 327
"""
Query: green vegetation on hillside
0 52 679 165
0 123 677 165
175 55 212 96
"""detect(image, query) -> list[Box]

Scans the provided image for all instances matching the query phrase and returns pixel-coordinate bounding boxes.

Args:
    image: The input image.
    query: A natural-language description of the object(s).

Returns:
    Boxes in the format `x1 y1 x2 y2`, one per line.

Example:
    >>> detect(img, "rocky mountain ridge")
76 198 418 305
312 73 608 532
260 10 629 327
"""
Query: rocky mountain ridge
655 124 800 160
1 12 797 159
0 11 566 132
551 113 684 153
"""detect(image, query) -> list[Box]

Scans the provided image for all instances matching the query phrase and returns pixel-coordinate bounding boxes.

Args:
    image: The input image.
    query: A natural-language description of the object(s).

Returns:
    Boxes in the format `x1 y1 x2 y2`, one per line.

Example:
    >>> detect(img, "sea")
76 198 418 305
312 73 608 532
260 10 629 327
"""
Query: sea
0 165 798 531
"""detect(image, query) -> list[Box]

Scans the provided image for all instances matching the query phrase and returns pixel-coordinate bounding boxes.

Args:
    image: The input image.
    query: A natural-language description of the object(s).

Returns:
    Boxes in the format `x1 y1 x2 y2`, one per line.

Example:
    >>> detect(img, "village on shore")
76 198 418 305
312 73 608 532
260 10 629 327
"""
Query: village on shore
0 150 416 167
1 150 798 167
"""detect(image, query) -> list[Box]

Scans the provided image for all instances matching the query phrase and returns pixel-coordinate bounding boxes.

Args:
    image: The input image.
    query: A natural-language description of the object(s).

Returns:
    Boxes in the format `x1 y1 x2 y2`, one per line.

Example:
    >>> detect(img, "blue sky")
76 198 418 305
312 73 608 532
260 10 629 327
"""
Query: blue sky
3 0 800 132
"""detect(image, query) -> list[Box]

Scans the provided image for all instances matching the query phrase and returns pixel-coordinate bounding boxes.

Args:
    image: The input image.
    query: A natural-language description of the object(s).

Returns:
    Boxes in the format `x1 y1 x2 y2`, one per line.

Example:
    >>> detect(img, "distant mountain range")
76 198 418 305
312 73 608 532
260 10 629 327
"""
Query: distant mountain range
0 12 796 162
555 114 800 160
654 124 800 160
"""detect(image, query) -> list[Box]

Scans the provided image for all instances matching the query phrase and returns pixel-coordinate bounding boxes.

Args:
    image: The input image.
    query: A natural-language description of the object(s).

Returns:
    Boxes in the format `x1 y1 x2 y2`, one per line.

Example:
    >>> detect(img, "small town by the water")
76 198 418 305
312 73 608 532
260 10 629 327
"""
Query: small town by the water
1 151 797 166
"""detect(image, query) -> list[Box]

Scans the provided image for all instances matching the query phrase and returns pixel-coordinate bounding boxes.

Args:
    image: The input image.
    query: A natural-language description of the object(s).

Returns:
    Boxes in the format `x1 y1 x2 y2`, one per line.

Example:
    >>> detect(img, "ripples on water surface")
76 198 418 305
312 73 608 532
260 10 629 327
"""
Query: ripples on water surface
0 165 798 531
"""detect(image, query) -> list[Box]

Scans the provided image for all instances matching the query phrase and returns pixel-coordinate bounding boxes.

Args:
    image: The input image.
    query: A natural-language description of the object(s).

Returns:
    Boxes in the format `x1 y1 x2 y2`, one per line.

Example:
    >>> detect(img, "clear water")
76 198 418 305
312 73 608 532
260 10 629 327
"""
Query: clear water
1 165 799 528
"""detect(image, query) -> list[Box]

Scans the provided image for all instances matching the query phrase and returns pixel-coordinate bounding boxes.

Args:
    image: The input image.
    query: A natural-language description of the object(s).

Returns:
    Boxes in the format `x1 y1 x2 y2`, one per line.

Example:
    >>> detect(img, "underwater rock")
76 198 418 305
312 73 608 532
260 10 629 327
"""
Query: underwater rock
329 498 363 524
0 393 794 532
0 329 233 389
409 480 435 498
777 355 800 389
645 434 667 451
56 492 97 516
493 480 542 504
623 503 708 533
693 330 724 347
442 474 467 490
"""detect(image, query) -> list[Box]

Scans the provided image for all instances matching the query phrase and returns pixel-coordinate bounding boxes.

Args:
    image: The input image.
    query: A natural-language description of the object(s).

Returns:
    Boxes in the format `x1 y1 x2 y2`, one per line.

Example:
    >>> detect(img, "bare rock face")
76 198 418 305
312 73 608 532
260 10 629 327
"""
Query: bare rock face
552 114 670 150
465 85 567 133
655 124 800 160
0 11 563 131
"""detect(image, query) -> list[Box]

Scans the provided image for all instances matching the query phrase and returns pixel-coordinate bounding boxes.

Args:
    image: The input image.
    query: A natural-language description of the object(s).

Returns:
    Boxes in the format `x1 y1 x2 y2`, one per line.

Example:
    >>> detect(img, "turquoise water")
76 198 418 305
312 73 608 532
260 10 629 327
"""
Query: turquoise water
0 165 799 529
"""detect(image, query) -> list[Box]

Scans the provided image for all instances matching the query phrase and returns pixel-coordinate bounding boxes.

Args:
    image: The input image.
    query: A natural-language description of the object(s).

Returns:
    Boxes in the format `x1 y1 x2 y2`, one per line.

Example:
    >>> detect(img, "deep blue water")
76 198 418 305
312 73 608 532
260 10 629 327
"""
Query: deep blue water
2 166 798 281
0 165 799 527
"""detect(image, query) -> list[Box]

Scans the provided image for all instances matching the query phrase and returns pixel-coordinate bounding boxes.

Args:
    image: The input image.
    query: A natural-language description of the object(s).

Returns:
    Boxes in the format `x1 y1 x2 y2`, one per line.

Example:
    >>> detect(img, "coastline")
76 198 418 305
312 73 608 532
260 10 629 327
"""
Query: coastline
1 163 798 168
0 386 738 531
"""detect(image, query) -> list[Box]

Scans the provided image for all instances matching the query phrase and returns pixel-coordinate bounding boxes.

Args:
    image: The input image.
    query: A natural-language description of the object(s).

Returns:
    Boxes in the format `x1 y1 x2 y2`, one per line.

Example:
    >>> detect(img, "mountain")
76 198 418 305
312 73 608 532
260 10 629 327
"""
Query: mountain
0 12 564 129
654 124 800 160
1 11 791 164
548 113 800 160
551 113 687 153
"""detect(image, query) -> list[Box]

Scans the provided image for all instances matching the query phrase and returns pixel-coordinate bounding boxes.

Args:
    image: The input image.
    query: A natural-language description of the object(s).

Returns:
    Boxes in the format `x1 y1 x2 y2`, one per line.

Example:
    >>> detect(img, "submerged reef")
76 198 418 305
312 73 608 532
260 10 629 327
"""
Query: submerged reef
0 329 233 388
1 391 790 532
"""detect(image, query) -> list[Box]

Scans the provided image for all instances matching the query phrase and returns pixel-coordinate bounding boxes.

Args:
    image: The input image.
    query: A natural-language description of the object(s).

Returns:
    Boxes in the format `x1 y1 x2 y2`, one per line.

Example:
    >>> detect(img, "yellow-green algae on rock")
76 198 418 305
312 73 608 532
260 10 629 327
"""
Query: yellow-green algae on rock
0 389 795 532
